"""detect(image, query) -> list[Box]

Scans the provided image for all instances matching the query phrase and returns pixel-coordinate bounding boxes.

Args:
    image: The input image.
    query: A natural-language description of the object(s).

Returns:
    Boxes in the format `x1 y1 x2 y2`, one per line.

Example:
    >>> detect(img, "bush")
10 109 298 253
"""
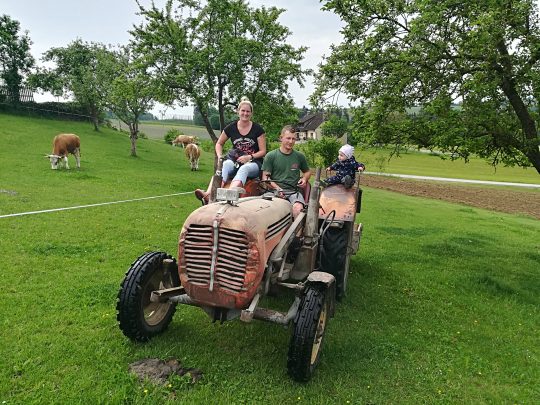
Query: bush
164 128 184 144
297 140 323 168
315 136 342 167
199 139 215 153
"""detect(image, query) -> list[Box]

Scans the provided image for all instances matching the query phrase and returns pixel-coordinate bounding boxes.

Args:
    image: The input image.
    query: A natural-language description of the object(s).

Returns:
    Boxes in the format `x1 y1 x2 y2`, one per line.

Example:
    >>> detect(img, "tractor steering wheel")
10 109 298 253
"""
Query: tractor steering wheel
258 179 300 198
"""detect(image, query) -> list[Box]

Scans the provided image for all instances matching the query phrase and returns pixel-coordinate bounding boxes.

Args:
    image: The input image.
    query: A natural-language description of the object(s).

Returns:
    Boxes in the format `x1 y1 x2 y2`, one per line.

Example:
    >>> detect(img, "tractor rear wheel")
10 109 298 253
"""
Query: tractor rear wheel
287 285 329 382
320 227 350 301
116 252 179 342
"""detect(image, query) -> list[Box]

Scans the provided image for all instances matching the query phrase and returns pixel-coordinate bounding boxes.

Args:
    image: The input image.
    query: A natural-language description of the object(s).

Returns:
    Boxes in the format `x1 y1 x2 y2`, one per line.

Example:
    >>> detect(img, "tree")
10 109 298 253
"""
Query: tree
321 113 349 140
131 0 310 165
315 0 540 174
0 15 34 103
106 46 155 157
31 40 116 131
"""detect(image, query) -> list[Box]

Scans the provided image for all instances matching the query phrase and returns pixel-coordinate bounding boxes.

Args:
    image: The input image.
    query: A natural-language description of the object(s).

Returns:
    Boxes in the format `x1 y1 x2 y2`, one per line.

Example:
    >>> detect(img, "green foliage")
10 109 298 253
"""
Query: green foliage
132 0 310 143
316 0 540 174
164 128 184 144
321 114 349 139
0 14 34 102
296 140 321 167
198 139 215 153
106 45 156 156
296 137 345 168
315 136 342 167
30 39 117 131
209 114 221 130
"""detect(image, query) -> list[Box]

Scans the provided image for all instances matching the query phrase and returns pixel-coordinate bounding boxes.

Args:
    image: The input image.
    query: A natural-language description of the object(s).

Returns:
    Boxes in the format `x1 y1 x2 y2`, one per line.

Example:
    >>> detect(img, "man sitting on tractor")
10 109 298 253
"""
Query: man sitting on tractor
261 125 311 218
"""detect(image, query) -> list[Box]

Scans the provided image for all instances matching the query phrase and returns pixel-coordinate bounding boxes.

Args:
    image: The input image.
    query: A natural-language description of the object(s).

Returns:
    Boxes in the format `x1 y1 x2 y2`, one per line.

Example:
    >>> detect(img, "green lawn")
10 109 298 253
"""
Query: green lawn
1 113 539 403
360 147 540 184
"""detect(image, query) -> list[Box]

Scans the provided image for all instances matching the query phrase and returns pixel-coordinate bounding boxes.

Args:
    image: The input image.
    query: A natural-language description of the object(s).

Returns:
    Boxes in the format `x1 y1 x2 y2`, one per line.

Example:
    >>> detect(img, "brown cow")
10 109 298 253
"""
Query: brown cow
172 135 196 148
45 134 81 169
185 143 201 171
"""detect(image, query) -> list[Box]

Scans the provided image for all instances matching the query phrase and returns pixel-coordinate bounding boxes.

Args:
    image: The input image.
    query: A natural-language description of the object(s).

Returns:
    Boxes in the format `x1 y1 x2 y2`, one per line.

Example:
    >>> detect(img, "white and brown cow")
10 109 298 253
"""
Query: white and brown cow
45 134 81 170
172 135 196 148
185 143 201 171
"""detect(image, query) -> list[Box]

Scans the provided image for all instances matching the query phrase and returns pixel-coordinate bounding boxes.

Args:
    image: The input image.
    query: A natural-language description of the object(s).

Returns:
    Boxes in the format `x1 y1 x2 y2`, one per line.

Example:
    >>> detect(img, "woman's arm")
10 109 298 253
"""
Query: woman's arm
253 133 266 159
215 131 228 158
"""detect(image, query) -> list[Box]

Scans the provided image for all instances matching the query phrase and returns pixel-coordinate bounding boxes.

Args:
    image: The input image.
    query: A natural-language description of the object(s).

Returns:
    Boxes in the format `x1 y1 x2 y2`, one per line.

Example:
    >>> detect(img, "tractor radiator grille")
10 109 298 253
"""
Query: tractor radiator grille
184 224 248 292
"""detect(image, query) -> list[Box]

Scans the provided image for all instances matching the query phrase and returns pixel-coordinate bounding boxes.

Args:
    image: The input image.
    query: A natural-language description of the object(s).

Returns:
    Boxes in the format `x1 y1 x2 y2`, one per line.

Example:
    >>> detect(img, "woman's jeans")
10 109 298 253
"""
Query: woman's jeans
221 159 259 185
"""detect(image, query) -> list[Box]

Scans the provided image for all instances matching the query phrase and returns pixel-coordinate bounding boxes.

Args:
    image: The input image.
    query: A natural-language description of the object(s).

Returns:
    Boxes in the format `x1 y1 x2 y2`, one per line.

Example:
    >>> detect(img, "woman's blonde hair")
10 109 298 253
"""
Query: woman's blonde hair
238 96 253 112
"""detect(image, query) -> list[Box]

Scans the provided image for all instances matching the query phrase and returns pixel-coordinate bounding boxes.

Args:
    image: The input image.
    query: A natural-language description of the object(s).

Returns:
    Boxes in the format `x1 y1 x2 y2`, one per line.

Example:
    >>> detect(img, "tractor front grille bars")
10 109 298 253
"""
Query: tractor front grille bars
184 224 248 293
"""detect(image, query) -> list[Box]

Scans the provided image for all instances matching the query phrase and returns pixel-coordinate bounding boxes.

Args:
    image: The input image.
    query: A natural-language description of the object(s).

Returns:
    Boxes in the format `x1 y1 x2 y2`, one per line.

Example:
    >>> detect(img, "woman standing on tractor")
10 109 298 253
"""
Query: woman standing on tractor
195 96 266 203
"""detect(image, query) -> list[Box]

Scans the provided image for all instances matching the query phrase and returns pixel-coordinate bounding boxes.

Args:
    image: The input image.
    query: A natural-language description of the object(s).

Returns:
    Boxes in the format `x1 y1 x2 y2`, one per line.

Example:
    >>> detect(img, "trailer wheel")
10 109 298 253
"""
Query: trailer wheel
116 252 179 342
287 285 329 382
320 227 349 301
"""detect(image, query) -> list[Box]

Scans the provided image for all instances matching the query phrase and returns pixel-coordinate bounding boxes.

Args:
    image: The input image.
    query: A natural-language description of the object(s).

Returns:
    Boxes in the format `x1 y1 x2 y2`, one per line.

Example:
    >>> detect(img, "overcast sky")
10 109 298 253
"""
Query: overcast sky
2 0 345 117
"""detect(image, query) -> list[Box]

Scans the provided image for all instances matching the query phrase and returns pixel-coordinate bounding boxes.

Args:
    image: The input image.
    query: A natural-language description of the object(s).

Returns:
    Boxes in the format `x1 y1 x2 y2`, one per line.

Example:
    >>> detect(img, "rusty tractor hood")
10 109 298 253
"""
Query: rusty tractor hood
178 196 292 309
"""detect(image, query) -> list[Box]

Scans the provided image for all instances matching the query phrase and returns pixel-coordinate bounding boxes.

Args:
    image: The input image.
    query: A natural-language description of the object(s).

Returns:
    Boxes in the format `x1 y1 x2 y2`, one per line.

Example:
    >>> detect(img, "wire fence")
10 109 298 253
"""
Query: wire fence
0 191 194 219
0 101 94 122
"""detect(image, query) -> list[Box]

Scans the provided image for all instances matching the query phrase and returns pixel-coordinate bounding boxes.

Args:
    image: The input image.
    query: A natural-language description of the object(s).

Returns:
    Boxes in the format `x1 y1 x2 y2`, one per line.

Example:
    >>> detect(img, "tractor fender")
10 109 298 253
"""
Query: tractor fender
306 271 336 317
307 271 335 286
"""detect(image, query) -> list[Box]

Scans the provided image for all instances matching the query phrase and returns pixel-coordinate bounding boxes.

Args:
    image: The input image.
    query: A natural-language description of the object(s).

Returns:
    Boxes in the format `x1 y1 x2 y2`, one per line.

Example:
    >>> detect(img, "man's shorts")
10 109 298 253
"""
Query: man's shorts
286 191 305 206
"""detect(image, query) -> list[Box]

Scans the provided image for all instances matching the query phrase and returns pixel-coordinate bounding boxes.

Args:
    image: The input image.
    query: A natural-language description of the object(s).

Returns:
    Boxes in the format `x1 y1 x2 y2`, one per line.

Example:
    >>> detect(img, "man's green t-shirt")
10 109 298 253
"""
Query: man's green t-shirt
262 149 309 190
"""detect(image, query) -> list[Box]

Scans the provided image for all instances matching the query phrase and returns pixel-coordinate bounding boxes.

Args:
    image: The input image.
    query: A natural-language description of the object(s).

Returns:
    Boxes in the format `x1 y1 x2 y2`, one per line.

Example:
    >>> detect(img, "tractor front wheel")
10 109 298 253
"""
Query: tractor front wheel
116 252 180 342
287 285 329 382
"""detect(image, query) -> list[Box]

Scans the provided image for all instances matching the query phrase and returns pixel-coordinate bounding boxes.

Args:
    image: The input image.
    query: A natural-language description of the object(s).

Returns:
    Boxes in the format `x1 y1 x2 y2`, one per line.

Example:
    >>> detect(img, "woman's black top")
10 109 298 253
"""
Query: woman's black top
223 121 265 168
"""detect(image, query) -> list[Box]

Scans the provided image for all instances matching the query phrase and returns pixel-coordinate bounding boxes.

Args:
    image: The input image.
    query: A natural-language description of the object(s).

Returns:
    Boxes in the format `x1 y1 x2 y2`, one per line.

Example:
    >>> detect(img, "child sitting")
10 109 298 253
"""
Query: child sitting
323 144 365 188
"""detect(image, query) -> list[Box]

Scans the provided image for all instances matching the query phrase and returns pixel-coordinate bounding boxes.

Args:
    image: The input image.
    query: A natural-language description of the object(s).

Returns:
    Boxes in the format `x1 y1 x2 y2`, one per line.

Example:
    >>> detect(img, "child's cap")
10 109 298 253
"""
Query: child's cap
339 144 354 159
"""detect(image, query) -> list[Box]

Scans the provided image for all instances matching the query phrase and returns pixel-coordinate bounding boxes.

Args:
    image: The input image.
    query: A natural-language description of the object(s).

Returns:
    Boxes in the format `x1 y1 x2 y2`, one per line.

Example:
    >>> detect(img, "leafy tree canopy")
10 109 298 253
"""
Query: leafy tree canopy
321 115 348 139
30 39 117 130
131 0 310 156
106 45 156 156
0 14 34 103
315 0 540 173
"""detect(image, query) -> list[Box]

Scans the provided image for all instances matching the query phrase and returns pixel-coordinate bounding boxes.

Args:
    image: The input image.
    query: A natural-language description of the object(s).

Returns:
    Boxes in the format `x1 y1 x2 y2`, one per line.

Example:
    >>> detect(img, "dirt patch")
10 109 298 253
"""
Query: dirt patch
361 175 540 220
129 358 203 385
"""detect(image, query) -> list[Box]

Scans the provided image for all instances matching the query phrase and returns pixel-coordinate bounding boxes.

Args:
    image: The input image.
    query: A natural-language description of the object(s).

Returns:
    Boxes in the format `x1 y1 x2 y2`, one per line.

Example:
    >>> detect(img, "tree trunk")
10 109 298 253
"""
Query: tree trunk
129 122 138 157
499 76 540 174
526 150 540 174
496 41 540 174
194 100 219 169
130 134 137 157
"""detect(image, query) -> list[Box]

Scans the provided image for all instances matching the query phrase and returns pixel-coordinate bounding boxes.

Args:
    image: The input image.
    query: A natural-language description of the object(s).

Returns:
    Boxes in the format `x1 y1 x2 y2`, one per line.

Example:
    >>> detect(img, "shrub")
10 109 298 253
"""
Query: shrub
315 136 342 167
164 128 184 144
199 139 214 153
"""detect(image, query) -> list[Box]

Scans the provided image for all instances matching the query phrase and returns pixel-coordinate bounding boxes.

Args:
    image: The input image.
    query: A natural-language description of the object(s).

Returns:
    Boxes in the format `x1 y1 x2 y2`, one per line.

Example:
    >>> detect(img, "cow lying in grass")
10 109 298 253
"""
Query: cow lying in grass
45 134 81 170
172 135 196 148
185 143 200 171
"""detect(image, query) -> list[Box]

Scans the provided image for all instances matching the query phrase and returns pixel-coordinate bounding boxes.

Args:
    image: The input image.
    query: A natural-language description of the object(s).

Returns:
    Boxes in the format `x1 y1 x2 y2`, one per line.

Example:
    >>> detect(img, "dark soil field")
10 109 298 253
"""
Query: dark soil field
361 175 540 220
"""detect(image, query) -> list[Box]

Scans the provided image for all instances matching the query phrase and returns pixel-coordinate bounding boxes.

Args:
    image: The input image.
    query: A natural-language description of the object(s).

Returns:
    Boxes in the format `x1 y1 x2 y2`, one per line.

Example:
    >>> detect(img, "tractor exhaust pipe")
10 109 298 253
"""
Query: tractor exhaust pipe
304 168 321 242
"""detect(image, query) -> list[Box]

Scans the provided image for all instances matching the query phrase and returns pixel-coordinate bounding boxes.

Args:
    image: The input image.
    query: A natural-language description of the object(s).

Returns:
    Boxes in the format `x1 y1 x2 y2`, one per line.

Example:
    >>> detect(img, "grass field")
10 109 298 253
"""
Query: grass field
1 114 539 403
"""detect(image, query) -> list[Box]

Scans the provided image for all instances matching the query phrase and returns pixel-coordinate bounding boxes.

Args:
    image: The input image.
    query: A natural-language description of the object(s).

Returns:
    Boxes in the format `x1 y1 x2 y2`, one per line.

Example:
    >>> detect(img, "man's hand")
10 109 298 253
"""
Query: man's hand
297 178 306 187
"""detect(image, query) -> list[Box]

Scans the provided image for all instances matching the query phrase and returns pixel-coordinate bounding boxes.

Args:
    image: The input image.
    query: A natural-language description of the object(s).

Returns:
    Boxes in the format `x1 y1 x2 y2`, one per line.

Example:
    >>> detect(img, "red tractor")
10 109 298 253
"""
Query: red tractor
116 167 363 382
